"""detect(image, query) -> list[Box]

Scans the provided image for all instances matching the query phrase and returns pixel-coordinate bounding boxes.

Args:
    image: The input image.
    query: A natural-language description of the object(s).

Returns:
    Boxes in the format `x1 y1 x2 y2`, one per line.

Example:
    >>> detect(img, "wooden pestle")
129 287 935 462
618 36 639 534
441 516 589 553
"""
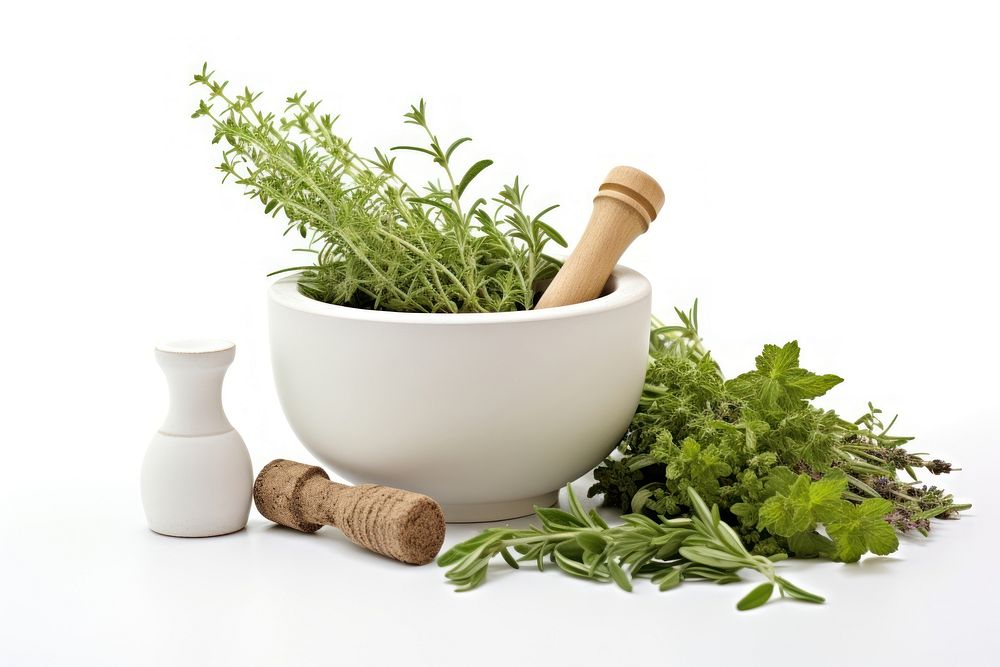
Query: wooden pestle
535 166 665 309
253 459 446 565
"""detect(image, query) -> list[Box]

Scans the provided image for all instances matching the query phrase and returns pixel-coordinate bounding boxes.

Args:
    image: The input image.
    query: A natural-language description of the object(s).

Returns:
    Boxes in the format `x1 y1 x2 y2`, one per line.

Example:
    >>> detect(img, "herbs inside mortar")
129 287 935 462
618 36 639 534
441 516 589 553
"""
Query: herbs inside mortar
191 63 565 313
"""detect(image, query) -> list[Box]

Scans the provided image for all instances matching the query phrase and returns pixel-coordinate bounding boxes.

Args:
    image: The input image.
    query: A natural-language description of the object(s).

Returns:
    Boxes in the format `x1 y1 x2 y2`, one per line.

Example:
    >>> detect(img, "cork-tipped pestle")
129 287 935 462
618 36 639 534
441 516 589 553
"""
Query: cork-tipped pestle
253 459 446 565
535 166 664 309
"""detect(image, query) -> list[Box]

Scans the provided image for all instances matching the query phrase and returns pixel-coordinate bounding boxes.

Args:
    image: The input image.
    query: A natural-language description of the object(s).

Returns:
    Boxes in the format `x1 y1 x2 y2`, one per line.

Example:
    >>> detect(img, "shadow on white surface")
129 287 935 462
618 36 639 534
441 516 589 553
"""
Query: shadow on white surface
839 556 903 576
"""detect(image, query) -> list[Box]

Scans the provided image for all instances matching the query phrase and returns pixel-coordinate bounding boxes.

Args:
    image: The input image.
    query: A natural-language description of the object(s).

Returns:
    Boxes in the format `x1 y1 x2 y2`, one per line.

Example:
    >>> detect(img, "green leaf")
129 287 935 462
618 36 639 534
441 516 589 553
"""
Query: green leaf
756 342 800 377
552 542 594 579
535 220 568 247
685 486 715 526
785 372 844 400
607 558 633 592
864 521 901 556
656 568 683 591
407 196 463 227
535 507 585 531
825 498 899 562
759 470 852 540
499 547 520 569
588 509 610 530
679 546 746 570
787 530 835 558
736 582 774 611
714 521 751 557
765 467 799 495
456 159 493 197
390 144 438 157
730 502 757 524
727 341 844 407
684 565 742 582
565 485 593 526
758 475 814 536
577 532 608 554
808 469 849 521
444 137 472 161
775 576 825 604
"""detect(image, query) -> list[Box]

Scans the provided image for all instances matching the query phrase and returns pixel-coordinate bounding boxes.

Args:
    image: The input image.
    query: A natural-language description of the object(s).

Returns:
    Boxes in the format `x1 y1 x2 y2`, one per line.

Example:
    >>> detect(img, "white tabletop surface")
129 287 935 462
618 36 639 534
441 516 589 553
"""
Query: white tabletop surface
3 1 999 664
2 449 994 666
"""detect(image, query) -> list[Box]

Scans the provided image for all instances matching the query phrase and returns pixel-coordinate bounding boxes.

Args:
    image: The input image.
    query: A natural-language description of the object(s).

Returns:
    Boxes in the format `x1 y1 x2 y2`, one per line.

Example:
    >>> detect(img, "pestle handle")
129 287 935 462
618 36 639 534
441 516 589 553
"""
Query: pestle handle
252 459 446 565
535 166 664 309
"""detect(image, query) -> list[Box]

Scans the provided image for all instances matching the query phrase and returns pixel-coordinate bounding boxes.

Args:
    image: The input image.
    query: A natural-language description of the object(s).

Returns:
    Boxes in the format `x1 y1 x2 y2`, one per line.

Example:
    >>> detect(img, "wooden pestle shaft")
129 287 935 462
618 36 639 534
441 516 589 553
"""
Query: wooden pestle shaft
253 459 446 565
535 166 664 309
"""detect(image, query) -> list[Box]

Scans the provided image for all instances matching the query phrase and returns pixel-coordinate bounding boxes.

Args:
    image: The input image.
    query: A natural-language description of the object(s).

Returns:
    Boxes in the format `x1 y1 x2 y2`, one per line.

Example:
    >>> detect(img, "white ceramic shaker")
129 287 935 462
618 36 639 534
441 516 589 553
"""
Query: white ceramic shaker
141 339 253 537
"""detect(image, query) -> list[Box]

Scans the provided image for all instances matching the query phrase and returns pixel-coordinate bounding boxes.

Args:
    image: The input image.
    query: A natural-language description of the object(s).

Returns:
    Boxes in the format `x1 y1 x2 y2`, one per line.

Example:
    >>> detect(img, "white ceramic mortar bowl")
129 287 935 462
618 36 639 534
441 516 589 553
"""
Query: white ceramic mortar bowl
268 266 651 522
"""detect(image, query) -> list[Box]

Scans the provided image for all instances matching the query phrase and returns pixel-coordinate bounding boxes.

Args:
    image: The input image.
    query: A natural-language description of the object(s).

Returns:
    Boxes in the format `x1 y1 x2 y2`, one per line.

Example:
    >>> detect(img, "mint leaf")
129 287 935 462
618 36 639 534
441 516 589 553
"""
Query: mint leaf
730 502 758 528
854 498 900 556
756 342 800 377
785 372 844 401
764 466 798 495
807 469 848 521
825 498 899 562
759 470 850 540
727 341 844 409
864 520 901 556
758 475 814 536
763 473 898 562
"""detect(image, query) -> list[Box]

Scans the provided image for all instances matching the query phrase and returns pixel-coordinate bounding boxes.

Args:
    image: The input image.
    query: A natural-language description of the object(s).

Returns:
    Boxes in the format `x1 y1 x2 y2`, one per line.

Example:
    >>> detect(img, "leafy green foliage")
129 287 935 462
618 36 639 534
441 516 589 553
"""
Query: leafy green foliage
728 341 844 410
191 65 564 313
440 485 823 611
754 469 899 561
757 469 847 538
590 305 970 562
825 499 900 562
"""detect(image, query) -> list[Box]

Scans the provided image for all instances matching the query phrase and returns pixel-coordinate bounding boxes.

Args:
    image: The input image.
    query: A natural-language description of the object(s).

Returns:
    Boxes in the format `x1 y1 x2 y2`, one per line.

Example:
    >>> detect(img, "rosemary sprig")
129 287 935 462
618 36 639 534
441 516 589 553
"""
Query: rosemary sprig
439 485 823 611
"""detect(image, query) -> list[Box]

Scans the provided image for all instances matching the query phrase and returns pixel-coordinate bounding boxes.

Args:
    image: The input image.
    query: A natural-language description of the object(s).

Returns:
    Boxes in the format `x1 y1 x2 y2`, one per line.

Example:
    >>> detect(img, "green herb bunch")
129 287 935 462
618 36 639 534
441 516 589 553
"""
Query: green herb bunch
590 302 970 562
191 64 565 312
440 484 823 611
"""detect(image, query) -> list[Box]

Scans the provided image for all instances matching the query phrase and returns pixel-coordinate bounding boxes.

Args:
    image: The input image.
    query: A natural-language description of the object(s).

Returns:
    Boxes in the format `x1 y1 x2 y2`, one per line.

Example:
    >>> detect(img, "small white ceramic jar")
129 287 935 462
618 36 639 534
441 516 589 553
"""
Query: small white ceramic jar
141 340 253 537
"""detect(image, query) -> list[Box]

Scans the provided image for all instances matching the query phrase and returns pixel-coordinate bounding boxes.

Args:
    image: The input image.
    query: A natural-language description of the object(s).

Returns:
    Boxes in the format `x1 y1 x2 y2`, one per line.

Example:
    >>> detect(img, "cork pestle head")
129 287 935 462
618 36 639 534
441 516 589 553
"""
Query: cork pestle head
596 165 666 230
253 459 327 532
381 490 447 565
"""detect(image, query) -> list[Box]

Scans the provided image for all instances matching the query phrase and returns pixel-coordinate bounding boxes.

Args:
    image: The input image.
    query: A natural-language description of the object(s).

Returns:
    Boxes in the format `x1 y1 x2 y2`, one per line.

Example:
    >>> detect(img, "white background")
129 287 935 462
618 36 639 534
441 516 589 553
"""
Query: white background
2 1 998 664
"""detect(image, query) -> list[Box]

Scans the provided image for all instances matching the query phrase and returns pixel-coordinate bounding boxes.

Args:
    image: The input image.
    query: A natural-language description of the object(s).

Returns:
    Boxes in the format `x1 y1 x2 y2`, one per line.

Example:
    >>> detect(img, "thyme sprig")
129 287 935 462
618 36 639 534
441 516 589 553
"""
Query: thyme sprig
440 485 823 611
191 64 565 313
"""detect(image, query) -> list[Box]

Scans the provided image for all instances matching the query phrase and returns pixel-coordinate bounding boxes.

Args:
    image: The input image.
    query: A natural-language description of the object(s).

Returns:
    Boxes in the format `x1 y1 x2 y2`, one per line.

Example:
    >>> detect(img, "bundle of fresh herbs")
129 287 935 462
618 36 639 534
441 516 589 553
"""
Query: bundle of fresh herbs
589 302 969 563
191 64 565 313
